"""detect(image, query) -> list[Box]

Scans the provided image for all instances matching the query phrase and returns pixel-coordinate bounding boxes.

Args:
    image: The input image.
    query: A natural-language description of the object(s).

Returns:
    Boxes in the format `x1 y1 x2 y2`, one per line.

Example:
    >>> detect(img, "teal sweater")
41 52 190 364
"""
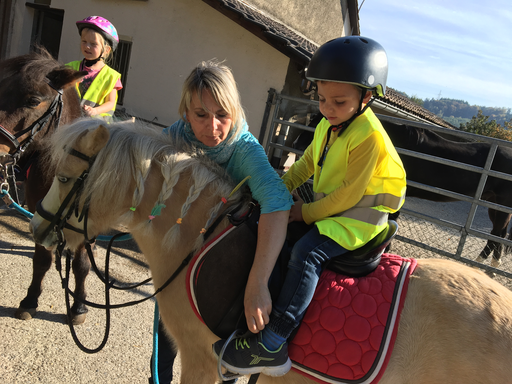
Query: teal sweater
163 119 293 214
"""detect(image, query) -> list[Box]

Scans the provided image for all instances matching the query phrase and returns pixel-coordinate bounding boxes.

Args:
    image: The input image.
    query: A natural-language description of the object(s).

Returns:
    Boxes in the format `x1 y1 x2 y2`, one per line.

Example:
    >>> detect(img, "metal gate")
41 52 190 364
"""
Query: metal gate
260 89 512 283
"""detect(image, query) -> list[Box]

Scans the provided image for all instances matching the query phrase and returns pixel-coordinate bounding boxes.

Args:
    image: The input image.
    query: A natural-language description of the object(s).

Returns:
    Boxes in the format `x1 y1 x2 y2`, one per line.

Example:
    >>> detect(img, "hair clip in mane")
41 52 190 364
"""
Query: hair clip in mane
129 207 136 212
176 218 183 224
148 203 166 222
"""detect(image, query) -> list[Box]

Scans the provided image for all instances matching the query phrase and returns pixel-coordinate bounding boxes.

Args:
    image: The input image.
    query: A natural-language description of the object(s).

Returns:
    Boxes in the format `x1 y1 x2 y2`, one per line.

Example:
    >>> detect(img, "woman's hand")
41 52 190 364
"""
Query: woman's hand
244 279 271 333
288 191 304 223
244 210 288 332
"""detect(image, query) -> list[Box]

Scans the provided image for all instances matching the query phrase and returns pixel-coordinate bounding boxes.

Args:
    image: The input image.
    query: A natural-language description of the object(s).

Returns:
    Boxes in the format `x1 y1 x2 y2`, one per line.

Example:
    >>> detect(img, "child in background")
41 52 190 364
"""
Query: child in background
213 36 407 377
67 16 122 120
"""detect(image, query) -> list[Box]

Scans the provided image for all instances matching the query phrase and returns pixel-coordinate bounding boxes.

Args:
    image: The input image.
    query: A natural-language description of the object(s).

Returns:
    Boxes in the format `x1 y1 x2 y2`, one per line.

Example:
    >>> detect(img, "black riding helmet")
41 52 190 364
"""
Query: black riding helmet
308 36 389 168
306 36 388 97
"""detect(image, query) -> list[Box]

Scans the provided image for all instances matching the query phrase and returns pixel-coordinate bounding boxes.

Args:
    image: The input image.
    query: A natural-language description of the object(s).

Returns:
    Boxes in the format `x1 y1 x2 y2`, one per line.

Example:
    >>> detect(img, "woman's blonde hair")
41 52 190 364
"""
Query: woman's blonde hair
178 60 246 143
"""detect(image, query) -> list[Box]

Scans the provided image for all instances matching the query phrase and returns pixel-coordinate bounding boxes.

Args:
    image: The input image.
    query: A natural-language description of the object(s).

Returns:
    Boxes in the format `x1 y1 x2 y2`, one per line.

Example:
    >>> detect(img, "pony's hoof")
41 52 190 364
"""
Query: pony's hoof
70 313 87 325
14 307 37 320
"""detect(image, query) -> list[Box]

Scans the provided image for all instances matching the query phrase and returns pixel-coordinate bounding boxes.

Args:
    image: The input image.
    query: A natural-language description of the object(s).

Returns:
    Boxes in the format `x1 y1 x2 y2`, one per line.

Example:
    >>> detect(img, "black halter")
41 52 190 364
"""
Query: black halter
0 79 64 192
0 79 63 161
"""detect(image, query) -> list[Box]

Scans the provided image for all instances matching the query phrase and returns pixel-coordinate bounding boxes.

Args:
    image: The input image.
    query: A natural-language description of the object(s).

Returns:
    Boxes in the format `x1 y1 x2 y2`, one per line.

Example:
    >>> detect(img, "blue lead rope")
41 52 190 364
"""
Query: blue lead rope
0 189 132 242
152 303 161 384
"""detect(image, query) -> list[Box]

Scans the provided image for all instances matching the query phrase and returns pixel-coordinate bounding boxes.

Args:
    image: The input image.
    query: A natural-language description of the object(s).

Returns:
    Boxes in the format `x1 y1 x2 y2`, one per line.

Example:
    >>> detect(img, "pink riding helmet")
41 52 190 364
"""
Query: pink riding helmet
76 16 119 51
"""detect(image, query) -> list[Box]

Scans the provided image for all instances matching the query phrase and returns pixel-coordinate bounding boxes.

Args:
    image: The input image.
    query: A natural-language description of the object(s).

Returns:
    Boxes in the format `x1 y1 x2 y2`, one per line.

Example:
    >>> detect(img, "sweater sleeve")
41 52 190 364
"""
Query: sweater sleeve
226 135 293 214
281 143 315 192
302 132 382 224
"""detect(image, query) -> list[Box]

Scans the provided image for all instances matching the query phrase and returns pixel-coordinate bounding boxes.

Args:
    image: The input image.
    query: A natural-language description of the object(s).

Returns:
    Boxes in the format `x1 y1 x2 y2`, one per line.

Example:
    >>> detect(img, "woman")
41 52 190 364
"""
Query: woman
150 60 292 384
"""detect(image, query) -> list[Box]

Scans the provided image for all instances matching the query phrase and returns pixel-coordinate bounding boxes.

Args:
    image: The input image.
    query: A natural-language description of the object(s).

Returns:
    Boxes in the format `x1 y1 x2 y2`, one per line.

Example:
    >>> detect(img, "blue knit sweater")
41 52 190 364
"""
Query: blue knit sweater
163 119 292 214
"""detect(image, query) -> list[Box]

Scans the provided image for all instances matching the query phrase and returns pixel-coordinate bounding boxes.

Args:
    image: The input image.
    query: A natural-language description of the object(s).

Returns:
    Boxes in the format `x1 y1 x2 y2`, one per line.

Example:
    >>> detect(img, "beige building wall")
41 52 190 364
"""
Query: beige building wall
50 0 289 138
247 0 345 44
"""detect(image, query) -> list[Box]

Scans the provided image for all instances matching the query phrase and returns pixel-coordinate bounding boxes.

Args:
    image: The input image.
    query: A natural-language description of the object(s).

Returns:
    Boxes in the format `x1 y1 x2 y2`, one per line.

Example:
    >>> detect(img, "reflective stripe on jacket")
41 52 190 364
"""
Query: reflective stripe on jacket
283 108 406 250
67 61 121 118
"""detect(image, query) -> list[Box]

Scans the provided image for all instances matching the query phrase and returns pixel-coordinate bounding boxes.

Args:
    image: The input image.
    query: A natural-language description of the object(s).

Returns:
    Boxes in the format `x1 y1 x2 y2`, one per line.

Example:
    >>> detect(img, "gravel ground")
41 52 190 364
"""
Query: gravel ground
1 207 165 383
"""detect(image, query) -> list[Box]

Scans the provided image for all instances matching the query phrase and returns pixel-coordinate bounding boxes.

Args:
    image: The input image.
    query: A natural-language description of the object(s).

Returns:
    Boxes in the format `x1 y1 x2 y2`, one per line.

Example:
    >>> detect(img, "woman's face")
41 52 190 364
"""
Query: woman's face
186 89 232 147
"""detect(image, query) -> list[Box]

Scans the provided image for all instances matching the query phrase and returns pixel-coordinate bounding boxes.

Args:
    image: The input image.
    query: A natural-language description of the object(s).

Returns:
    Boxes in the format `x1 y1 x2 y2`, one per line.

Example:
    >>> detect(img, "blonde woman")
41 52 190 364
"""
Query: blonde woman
151 60 292 384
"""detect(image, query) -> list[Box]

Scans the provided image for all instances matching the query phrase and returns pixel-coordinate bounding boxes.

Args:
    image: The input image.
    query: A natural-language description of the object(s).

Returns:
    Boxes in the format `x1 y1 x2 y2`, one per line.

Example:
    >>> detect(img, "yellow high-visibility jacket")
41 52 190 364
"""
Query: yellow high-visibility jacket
67 61 121 118
282 108 406 250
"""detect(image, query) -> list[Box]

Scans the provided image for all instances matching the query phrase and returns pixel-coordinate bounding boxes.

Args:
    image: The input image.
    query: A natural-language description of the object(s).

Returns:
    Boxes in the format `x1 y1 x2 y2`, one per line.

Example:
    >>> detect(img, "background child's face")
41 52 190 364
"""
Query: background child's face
80 29 107 61
317 82 363 126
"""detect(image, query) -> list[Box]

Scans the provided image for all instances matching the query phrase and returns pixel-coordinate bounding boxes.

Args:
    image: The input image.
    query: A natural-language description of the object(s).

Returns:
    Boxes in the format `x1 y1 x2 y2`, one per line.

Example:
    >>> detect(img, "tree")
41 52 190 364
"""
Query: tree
409 95 424 107
459 110 512 141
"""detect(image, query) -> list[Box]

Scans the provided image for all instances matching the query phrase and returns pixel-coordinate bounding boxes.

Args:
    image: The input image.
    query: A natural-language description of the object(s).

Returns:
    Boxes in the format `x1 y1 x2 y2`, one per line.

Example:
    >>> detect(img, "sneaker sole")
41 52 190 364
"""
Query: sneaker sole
213 347 292 377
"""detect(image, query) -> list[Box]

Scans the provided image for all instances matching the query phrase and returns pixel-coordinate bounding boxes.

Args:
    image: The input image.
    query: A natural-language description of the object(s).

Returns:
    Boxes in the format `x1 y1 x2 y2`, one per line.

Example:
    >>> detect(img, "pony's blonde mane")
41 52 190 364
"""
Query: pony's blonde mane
49 118 250 250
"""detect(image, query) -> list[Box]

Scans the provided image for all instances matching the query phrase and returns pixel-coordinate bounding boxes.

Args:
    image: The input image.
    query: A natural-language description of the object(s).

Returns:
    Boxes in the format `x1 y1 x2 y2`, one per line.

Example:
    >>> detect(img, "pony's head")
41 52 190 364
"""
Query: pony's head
30 118 251 252
0 47 84 175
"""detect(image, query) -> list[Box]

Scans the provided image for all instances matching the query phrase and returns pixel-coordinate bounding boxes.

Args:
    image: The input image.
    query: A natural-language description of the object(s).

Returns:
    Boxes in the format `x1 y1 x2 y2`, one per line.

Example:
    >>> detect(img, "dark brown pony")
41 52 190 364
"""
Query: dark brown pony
0 47 94 324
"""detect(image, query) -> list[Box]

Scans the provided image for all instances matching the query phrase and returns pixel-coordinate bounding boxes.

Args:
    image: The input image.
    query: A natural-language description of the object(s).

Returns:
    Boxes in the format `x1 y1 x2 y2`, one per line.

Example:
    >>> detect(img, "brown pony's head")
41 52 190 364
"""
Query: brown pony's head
0 47 85 163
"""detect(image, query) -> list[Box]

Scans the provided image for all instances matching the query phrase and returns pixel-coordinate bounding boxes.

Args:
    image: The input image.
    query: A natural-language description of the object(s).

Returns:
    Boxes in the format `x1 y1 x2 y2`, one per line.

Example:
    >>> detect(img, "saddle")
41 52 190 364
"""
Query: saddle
187 208 398 338
186 212 415 384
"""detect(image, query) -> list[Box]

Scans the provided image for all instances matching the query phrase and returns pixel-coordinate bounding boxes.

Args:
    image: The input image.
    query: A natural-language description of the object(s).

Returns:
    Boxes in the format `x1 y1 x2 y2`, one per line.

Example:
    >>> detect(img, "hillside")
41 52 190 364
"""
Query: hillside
399 93 512 127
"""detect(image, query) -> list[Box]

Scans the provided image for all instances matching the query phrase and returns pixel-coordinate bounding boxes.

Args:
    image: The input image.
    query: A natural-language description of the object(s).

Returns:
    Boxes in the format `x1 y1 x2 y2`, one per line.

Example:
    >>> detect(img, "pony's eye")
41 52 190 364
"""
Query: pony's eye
57 176 69 183
25 96 42 108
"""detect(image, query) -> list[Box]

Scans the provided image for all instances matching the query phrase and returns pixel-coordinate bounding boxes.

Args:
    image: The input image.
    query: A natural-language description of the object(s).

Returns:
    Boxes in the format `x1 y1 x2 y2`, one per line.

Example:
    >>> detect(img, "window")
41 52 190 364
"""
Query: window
110 39 132 105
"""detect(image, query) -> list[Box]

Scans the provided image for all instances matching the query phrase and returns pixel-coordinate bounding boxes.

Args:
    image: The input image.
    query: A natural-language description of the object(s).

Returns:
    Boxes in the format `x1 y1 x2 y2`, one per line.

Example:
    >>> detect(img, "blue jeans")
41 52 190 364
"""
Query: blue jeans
268 225 348 339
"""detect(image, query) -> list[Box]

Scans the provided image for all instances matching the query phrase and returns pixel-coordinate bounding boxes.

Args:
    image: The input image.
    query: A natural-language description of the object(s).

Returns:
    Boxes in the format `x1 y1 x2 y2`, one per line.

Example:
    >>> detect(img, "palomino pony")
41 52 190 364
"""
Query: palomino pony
0 48 95 324
31 119 512 384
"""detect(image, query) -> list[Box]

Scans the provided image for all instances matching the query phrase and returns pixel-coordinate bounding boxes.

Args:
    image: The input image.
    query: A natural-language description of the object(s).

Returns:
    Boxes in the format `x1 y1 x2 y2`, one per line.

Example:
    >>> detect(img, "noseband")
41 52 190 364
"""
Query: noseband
0 79 64 181
35 147 96 247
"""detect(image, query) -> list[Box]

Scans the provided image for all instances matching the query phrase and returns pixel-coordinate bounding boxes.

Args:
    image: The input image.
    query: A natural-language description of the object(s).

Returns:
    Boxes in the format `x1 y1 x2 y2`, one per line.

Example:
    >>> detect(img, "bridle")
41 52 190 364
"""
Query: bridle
0 78 64 188
37 144 246 353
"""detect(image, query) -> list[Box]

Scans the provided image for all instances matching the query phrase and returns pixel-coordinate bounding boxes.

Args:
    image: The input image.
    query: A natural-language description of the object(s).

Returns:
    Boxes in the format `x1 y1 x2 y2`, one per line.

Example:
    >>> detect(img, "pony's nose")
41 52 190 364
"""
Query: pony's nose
30 214 59 250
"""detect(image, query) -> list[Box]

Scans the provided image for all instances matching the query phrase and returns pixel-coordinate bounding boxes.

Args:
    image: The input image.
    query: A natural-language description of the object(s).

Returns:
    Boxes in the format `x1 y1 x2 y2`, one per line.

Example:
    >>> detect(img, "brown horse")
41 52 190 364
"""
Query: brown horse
0 48 95 324
31 119 512 384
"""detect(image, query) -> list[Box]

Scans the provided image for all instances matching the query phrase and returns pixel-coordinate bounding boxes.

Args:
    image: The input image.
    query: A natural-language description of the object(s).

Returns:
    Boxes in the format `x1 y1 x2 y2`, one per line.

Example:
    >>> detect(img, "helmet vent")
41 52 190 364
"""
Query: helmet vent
360 38 369 44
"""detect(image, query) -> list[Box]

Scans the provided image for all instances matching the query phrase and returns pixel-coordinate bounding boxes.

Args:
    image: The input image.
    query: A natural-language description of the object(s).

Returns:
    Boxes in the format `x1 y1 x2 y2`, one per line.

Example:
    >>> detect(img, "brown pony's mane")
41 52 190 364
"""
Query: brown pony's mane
0 47 61 84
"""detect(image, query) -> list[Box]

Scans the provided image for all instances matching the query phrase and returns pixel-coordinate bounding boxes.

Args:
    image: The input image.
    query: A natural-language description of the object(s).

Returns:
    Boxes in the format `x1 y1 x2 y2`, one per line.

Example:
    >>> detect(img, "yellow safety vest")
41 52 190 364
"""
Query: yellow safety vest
67 61 121 118
287 109 406 250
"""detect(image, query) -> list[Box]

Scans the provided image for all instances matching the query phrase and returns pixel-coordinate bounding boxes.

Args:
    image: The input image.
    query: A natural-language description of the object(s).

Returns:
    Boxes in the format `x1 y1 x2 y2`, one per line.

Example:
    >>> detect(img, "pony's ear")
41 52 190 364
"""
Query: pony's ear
47 67 87 90
76 125 110 157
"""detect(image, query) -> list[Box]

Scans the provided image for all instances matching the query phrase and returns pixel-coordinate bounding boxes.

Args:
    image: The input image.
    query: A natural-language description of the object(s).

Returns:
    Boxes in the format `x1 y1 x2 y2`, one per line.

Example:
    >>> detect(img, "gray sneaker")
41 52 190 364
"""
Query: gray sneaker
212 332 291 377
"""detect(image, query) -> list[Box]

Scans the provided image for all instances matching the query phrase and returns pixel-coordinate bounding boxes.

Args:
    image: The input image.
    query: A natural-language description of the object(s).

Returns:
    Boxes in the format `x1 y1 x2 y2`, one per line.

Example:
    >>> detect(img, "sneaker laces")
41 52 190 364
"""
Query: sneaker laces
217 329 246 382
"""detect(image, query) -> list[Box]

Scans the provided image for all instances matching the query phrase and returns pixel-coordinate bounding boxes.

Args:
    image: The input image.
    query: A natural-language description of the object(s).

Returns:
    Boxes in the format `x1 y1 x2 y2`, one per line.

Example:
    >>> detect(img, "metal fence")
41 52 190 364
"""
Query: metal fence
260 89 512 286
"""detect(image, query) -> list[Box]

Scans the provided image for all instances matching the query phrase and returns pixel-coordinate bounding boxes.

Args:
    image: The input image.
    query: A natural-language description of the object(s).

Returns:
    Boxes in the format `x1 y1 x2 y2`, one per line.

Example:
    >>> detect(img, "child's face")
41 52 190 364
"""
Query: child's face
317 82 365 126
80 29 106 61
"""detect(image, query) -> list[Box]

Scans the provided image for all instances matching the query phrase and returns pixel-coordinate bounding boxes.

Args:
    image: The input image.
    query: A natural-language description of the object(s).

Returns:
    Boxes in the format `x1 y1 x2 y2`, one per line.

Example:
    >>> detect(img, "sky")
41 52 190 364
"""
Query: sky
358 0 512 110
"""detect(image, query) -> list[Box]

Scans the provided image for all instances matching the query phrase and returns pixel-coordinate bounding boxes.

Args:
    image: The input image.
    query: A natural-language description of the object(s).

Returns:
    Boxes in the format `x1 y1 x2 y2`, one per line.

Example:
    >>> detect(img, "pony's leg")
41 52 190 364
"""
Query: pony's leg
15 244 53 320
69 242 92 325
178 341 219 384
476 208 510 266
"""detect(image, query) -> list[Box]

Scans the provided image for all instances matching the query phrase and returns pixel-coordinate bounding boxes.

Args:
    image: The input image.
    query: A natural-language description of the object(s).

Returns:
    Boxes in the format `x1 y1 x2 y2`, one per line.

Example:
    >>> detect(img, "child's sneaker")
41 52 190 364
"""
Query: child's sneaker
212 332 291 377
